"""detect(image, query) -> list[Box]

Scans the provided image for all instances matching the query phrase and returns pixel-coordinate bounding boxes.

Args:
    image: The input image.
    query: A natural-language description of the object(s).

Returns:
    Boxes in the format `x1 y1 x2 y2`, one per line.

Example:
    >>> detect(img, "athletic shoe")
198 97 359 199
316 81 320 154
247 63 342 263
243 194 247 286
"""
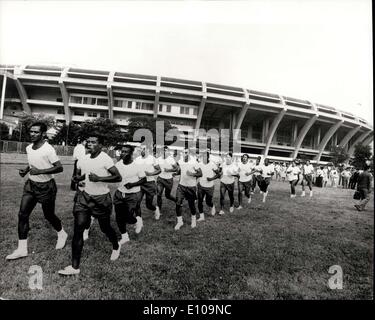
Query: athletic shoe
237 205 243 210
83 229 89 241
154 206 161 220
56 229 68 250
135 217 143 234
197 213 205 222
119 232 130 245
211 206 216 216
301 191 306 197
218 210 225 215
110 243 121 261
174 221 184 231
191 216 197 228
229 207 234 213
290 194 296 198
58 265 80 276
247 198 252 204
6 248 28 260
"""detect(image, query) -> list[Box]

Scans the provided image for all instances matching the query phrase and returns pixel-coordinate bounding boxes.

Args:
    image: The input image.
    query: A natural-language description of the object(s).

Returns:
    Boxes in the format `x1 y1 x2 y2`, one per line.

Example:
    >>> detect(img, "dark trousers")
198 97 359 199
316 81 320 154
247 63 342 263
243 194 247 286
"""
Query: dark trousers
197 184 214 213
72 214 119 269
18 194 62 239
290 179 298 195
139 182 157 214
238 180 251 206
220 182 234 209
156 177 176 209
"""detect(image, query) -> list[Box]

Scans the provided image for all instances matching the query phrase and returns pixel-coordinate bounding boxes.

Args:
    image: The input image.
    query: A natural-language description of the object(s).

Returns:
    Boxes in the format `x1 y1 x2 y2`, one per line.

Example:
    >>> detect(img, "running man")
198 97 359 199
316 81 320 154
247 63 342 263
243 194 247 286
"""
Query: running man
237 154 253 209
259 158 274 203
156 146 178 215
286 160 301 198
301 160 314 197
219 152 238 215
196 151 220 220
58 134 122 276
114 144 147 243
174 149 202 230
6 122 68 260
251 156 263 194
135 145 161 223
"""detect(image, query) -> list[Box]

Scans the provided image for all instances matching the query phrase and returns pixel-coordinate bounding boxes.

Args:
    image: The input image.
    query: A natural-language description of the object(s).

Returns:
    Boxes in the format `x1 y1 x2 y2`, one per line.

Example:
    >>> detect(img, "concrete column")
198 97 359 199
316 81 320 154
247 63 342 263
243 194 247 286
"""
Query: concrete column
314 120 344 161
263 108 286 156
153 76 161 118
315 127 321 149
107 71 115 120
338 125 361 150
292 122 298 144
0 73 7 120
291 115 318 158
348 130 372 156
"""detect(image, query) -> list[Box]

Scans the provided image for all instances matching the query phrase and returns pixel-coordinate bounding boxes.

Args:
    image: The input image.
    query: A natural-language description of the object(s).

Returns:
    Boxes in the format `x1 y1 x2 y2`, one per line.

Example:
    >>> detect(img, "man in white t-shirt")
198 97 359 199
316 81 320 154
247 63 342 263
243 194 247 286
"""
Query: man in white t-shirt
156 146 178 214
219 152 238 215
301 160 314 197
6 122 68 261
251 156 263 194
173 149 203 230
236 154 253 208
71 138 86 191
135 145 162 222
114 144 147 243
196 151 220 221
286 160 301 198
58 134 122 276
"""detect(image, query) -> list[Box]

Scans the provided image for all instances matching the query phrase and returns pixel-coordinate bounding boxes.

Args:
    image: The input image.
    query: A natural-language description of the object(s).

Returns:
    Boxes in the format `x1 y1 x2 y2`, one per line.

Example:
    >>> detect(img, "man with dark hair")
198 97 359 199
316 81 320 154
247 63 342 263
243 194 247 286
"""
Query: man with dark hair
156 146 178 215
58 133 122 276
196 151 220 221
135 145 161 224
251 156 263 193
6 121 68 260
354 165 372 211
301 160 314 197
114 144 147 243
258 158 274 203
174 149 202 230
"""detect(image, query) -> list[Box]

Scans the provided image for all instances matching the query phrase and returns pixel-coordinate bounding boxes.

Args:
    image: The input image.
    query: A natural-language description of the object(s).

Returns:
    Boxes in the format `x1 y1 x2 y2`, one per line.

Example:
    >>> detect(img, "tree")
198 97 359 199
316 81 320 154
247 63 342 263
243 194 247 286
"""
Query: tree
51 122 82 145
330 145 349 166
126 116 177 146
79 118 125 147
352 143 372 169
0 122 9 140
10 113 56 142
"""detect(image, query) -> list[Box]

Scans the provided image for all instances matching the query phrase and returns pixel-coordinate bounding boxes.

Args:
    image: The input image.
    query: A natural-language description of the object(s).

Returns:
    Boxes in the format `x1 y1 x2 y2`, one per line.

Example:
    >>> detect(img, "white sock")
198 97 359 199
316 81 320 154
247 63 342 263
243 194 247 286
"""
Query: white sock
200 213 204 219
57 228 66 236
18 239 27 251
177 216 183 223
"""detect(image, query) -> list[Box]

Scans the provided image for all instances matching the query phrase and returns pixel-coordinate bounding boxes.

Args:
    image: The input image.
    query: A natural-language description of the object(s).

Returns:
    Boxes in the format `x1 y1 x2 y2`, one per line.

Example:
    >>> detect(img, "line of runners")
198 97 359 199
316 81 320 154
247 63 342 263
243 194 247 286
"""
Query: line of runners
5 122 315 276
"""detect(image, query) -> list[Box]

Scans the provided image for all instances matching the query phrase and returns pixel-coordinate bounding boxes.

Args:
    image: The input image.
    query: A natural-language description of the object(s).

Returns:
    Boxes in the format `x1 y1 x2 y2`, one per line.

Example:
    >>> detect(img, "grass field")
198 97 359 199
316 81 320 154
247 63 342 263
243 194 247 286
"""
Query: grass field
0 163 373 300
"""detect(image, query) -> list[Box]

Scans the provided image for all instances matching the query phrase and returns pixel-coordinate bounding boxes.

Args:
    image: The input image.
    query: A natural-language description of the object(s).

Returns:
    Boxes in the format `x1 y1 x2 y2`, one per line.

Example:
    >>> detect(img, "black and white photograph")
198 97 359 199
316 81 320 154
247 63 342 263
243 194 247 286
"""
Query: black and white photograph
0 0 373 306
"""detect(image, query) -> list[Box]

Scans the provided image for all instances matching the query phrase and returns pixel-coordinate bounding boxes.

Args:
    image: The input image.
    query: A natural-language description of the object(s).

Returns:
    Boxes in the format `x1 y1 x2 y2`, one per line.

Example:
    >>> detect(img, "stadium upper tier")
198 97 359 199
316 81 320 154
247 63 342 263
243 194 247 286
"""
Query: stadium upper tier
0 64 373 161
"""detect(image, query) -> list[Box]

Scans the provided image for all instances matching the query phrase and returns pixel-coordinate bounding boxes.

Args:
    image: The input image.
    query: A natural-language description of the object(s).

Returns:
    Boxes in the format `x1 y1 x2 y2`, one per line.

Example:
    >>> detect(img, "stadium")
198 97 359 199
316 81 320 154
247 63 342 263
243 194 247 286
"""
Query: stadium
0 64 373 162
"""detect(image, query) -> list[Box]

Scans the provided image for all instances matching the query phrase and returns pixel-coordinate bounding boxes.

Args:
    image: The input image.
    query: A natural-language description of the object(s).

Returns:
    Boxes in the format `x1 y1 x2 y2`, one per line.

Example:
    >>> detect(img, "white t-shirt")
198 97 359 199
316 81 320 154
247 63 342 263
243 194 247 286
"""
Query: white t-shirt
116 161 146 194
77 152 114 195
220 163 238 184
135 155 157 182
261 164 274 179
157 156 176 180
287 166 301 181
198 161 218 188
253 164 263 177
26 142 60 183
237 161 253 182
330 170 339 178
73 144 86 161
304 164 314 175
178 159 200 187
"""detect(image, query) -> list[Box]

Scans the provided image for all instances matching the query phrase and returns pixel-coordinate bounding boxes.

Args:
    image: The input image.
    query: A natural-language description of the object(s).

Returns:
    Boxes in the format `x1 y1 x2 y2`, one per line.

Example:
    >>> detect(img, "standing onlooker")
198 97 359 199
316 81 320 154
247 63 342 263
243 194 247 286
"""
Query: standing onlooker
330 167 339 188
354 165 372 211
341 167 351 189
349 168 360 189
322 166 329 187
71 138 86 191
315 166 324 188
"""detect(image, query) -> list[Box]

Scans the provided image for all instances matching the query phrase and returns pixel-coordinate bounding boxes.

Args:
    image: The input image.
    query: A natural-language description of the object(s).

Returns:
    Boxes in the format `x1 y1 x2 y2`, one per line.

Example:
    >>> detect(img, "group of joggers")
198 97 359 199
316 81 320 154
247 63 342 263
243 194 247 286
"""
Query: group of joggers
8 121 370 276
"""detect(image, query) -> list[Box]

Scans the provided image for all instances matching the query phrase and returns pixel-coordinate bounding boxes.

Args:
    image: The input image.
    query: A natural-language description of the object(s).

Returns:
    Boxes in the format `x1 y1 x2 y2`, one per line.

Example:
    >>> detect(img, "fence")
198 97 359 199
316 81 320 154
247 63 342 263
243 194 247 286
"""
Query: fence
0 140 116 158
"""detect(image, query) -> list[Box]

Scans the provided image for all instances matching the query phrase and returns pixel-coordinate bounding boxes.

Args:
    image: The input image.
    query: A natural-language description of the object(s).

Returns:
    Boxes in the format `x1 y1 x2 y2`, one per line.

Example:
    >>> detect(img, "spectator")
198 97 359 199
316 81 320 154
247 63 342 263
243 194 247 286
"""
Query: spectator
330 167 339 187
341 167 351 189
354 165 372 211
316 166 324 188
71 138 86 191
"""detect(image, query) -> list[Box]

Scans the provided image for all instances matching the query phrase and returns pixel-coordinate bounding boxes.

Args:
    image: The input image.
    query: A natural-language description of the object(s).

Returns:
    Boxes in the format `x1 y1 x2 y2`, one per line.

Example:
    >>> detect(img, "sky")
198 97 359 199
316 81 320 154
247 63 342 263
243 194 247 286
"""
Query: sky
0 0 373 124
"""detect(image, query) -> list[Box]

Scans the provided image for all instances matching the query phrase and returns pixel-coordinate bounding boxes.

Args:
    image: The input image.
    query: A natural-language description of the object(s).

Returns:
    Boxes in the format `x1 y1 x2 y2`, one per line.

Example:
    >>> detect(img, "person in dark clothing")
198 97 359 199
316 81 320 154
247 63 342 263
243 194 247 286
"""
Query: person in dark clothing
350 169 359 189
354 165 372 211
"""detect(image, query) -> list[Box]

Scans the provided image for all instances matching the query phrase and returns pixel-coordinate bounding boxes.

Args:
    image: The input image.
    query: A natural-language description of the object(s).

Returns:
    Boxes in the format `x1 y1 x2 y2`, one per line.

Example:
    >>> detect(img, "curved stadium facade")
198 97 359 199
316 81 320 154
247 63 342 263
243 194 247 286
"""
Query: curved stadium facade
0 65 373 162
